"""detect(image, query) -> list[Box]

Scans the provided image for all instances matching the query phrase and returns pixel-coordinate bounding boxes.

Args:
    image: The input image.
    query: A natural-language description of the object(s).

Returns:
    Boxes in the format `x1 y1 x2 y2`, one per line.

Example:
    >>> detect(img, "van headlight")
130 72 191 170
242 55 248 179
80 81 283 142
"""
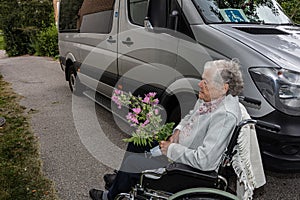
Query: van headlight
249 67 300 116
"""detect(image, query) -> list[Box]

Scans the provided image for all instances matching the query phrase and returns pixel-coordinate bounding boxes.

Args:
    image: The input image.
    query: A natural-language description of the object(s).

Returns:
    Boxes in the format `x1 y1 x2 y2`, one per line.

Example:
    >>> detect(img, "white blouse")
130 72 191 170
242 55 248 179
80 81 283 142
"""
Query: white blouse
167 94 241 171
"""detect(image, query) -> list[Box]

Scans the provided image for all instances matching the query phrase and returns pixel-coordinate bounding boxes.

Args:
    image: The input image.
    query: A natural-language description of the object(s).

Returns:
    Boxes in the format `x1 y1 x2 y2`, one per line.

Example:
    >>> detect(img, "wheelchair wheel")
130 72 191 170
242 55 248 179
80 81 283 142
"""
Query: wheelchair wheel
168 187 239 200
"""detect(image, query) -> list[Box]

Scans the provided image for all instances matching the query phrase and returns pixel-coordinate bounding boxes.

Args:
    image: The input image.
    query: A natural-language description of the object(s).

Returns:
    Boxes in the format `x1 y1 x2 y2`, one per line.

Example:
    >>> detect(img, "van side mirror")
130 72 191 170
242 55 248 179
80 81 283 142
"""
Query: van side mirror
144 0 153 31
168 10 179 31
144 16 153 31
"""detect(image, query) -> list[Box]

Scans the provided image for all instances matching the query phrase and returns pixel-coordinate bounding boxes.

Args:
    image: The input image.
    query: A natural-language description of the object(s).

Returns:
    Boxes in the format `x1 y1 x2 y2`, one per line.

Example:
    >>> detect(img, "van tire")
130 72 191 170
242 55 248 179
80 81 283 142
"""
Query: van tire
168 104 181 125
166 93 197 125
68 67 84 96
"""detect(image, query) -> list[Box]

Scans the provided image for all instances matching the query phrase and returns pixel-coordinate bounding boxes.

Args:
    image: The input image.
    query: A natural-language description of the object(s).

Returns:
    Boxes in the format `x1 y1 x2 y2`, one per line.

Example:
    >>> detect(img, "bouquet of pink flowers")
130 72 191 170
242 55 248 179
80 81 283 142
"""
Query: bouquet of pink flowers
112 89 175 146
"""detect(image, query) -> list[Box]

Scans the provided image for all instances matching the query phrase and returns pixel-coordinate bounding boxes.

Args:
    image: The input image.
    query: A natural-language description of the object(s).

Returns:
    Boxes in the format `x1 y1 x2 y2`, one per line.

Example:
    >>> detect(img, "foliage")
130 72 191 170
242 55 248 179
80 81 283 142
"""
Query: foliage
0 30 4 50
2 27 38 56
33 24 58 57
278 0 300 24
0 0 54 56
112 90 175 146
0 74 58 200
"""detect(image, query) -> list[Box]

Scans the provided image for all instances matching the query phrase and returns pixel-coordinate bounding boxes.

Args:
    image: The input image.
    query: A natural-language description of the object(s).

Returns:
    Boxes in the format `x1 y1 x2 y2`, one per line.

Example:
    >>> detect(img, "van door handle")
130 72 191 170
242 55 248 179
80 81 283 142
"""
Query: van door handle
122 37 134 46
107 36 116 43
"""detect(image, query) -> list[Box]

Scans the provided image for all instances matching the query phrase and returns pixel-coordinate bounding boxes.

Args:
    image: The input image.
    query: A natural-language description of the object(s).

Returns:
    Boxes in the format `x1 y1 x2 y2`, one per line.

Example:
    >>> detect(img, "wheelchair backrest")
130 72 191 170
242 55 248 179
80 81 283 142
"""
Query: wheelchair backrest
218 101 280 176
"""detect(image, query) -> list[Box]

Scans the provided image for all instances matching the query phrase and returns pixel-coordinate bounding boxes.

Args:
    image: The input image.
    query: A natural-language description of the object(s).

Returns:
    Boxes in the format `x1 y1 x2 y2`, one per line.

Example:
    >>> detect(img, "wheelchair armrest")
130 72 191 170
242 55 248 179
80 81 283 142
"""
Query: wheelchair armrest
166 162 218 181
142 168 166 180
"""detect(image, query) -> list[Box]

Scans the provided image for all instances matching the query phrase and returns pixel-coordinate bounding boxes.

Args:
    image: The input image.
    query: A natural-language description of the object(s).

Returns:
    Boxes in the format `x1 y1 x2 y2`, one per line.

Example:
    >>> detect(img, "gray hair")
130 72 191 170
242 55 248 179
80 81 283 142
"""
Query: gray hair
204 59 244 96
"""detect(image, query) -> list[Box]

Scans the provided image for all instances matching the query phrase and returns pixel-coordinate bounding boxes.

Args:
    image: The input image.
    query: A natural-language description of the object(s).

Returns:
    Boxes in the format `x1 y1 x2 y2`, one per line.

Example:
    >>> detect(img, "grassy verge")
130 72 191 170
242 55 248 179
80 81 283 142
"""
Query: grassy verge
0 31 4 50
0 74 58 200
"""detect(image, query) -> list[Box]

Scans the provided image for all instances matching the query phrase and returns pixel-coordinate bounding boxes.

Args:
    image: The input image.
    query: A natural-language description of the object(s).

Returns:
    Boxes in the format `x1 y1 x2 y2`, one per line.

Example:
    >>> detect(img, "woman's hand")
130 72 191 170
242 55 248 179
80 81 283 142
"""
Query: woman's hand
160 129 180 155
168 129 180 143
159 140 172 155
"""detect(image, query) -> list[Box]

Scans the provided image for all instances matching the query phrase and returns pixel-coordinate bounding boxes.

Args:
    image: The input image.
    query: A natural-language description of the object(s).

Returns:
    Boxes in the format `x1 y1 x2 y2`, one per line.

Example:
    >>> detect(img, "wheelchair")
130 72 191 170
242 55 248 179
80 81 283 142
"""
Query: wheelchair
115 97 281 200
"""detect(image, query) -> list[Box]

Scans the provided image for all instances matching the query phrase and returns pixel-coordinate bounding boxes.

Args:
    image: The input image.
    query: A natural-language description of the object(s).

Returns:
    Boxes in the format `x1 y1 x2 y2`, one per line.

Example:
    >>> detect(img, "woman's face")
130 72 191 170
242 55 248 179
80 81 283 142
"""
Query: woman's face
198 68 228 102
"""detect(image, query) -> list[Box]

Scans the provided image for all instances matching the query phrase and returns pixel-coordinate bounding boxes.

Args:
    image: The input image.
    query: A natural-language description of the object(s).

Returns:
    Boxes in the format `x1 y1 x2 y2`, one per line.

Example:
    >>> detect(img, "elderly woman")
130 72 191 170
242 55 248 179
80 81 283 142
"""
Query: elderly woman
89 59 244 200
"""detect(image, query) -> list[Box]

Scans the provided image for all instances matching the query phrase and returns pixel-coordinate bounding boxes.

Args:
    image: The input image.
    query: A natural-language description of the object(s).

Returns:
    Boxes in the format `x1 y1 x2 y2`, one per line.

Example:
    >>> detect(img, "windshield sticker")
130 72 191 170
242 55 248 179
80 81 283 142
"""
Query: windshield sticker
220 9 249 23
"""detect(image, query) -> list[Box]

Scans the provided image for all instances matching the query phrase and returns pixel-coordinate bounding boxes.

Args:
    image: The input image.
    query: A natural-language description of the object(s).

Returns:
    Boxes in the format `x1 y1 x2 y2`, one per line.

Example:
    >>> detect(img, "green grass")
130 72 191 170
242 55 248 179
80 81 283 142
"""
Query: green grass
0 31 4 50
0 74 58 200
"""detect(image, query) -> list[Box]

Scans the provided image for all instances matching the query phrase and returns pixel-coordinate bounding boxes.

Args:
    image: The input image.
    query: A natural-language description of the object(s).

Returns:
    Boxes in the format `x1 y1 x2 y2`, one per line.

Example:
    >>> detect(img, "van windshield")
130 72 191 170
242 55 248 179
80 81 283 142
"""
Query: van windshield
193 0 292 24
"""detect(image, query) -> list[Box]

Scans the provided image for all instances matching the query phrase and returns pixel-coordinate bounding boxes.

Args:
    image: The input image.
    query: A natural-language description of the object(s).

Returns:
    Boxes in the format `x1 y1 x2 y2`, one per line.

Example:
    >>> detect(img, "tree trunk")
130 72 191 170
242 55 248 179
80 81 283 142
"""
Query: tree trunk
53 0 59 24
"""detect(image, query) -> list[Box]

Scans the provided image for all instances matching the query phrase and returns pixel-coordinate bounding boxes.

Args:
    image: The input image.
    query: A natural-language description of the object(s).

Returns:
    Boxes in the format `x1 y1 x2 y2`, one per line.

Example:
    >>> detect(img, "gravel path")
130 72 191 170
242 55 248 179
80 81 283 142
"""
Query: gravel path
0 50 7 59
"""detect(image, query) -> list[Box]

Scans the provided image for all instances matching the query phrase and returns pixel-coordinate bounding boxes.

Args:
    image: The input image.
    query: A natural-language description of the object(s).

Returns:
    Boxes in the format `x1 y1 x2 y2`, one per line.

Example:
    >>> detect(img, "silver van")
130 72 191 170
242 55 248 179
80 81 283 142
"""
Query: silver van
58 0 300 171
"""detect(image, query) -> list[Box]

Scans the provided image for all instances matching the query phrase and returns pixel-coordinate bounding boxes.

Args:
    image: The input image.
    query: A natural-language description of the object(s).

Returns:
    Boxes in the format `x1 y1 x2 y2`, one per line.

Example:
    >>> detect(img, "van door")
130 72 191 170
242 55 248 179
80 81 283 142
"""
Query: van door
77 0 119 98
117 0 179 97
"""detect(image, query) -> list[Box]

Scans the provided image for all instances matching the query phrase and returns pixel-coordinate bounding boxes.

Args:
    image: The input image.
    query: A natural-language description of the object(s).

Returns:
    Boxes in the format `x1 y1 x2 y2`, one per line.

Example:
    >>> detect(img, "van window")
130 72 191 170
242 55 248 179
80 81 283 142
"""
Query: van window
128 0 148 26
59 0 115 33
59 0 84 31
128 0 194 39
143 0 195 39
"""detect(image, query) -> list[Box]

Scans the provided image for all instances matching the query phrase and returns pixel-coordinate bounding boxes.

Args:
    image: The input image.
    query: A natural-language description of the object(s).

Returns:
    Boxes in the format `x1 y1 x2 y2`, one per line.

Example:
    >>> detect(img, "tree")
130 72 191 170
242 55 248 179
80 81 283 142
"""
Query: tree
278 0 300 24
0 0 54 56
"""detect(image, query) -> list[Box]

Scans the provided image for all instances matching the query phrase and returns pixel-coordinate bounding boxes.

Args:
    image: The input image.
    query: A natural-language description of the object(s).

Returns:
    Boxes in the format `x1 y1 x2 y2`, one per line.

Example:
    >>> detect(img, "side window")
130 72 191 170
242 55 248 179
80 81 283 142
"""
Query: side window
59 0 84 31
59 0 115 33
127 0 195 39
128 0 148 26
78 0 115 33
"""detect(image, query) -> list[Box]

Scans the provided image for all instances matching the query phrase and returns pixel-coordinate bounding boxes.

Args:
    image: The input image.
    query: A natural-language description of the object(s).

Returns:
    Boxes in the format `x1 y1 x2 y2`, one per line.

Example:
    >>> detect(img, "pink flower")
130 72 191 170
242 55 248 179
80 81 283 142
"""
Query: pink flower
154 109 159 115
131 117 139 124
152 98 159 105
143 96 150 104
114 89 121 95
112 95 122 109
112 95 118 102
126 112 133 120
132 107 141 114
126 112 139 124
148 92 157 97
142 119 150 126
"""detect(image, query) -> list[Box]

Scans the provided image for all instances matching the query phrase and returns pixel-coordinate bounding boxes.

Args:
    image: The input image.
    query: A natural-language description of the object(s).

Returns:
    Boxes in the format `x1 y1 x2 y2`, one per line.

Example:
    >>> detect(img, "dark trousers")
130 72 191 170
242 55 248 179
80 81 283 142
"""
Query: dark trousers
107 142 169 200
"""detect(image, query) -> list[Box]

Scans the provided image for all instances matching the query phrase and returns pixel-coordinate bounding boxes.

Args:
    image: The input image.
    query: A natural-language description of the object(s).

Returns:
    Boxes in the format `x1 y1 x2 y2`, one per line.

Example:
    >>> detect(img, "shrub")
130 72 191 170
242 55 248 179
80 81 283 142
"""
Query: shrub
33 24 58 57
0 0 53 56
3 27 38 56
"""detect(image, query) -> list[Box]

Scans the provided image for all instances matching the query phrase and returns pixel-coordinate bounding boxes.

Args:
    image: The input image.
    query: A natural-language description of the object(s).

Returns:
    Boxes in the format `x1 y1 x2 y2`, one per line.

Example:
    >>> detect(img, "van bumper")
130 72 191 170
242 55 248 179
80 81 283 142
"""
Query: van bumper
255 111 300 172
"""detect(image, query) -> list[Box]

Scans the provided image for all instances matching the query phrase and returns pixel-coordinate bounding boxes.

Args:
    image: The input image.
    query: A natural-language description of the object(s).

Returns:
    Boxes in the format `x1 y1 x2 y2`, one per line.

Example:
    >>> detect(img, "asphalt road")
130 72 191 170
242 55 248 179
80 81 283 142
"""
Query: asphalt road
0 54 299 200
